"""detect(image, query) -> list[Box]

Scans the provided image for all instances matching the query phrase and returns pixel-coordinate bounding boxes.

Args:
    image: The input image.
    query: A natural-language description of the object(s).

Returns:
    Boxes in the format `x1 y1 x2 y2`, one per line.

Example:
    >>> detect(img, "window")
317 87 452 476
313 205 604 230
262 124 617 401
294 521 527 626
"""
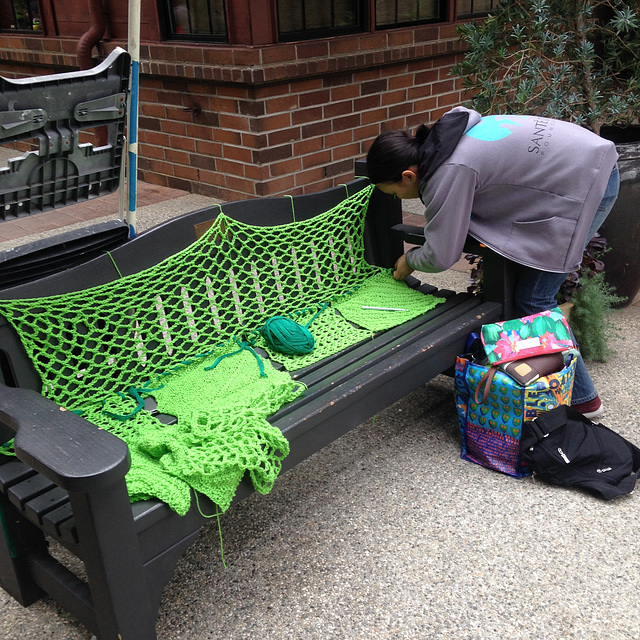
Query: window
376 0 441 28
457 0 498 18
0 0 41 31
277 0 363 40
164 0 227 40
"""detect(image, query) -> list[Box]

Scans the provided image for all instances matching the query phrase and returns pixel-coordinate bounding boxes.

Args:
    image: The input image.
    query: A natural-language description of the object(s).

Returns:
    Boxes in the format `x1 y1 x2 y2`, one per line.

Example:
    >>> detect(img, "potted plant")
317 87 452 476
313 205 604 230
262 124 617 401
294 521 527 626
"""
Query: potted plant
451 0 640 305
555 235 626 361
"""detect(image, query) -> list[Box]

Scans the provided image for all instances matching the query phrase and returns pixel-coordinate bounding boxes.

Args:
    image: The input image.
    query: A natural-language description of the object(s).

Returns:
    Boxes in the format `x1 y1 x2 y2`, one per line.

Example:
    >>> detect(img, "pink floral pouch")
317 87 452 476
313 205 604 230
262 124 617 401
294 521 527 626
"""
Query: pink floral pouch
481 307 574 365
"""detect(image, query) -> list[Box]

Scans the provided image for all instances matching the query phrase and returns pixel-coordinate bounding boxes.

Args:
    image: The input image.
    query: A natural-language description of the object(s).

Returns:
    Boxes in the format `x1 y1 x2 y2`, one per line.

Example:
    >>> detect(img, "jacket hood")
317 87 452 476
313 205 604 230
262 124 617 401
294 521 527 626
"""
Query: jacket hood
418 107 481 187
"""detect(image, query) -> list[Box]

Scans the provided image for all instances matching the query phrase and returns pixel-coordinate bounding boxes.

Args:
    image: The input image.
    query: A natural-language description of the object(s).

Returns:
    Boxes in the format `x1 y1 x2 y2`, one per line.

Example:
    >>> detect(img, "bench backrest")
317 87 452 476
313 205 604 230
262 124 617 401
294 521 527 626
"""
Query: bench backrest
0 181 403 401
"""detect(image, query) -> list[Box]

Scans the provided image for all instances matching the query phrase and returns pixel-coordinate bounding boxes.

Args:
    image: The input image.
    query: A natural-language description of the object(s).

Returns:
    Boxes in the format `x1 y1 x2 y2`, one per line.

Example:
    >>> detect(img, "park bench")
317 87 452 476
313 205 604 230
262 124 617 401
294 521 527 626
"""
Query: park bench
0 51 513 640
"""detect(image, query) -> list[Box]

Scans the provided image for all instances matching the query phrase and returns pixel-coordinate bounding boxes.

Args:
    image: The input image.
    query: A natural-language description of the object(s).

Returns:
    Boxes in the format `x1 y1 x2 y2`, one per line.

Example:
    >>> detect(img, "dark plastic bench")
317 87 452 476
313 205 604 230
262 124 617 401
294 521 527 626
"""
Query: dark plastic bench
0 175 511 640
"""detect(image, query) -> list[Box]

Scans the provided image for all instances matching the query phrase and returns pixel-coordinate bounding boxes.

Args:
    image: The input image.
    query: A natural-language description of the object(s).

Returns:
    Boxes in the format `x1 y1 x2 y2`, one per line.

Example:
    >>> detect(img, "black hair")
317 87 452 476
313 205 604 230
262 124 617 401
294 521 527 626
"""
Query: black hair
366 124 431 184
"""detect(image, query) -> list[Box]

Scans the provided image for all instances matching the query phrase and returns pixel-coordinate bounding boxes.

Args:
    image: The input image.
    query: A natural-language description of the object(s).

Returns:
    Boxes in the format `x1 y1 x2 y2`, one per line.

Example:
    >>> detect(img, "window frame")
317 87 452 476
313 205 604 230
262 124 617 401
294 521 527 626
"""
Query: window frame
277 0 367 43
456 0 499 19
160 0 229 43
0 0 42 33
374 0 447 30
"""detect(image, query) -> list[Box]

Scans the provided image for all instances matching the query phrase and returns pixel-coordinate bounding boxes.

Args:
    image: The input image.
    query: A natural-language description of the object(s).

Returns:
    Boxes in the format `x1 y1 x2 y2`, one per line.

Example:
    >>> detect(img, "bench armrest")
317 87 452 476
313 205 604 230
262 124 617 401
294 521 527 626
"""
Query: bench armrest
0 384 130 493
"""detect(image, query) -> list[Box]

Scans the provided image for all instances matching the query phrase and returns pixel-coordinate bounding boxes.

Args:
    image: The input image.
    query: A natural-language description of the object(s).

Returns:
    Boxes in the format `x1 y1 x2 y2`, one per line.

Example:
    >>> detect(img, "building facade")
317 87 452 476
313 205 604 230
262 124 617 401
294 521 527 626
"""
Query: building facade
0 1 495 200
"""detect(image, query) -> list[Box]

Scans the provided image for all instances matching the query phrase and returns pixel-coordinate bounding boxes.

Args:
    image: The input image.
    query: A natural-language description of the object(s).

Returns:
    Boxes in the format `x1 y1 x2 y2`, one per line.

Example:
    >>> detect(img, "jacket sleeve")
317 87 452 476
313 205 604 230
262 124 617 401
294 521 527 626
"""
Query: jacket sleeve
405 163 478 273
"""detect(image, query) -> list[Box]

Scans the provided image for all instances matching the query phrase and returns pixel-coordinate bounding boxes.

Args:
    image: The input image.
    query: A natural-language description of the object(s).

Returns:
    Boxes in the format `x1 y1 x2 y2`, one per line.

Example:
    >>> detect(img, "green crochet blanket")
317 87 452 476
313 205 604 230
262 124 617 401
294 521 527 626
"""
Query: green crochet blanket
0 185 444 514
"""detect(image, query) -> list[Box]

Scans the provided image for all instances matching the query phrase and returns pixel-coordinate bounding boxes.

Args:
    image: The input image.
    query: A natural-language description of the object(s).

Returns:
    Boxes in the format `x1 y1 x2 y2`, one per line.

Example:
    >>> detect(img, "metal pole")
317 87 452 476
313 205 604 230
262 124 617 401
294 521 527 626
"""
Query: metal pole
126 0 140 237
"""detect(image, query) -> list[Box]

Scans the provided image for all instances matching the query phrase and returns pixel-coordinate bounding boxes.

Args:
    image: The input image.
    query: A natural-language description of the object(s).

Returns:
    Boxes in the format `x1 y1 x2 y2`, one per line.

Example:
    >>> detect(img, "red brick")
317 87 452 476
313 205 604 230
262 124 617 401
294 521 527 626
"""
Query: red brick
147 159 175 175
389 74 415 90
292 106 323 126
242 132 269 149
437 91 462 108
381 89 408 106
254 83 293 100
332 113 361 132
388 30 415 47
190 154 216 171
290 77 323 93
270 157 303 177
203 48 234 65
222 144 253 162
166 176 193 191
175 46 205 64
141 103 167 119
216 158 245 176
233 48 261 66
169 135 197 152
160 120 187 136
265 94 299 114
329 36 360 56
332 142 360 161
330 84 360 102
302 149 331 169
294 167 326 187
213 129 243 145
218 113 251 132
256 175 295 197
389 102 413 118
268 127 301 146
217 85 249 99
361 78 388 96
140 144 166 160
140 172 169 187
296 41 329 59
245 164 270 181
253 143 293 164
301 120 332 138
210 96 240 114
324 100 353 120
198 168 227 187
197 139 224 156
140 130 171 147
299 89 331 109
261 45 294 65
414 25 440 43
432 79 455 95
414 69 439 86
293 137 324 157
324 129 354 148
354 94 381 111
361 107 389 125
252 113 292 133
173 164 200 181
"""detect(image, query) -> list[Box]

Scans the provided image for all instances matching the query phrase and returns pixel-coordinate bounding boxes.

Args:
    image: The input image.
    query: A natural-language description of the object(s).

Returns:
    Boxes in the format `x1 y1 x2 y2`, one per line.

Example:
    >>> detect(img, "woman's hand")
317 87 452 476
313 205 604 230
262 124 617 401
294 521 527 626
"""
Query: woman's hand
393 253 414 281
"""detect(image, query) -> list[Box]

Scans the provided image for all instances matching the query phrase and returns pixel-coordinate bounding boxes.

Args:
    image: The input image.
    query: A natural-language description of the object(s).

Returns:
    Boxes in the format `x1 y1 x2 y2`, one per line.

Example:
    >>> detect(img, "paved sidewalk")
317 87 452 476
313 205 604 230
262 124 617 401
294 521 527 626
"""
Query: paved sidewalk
1 182 639 640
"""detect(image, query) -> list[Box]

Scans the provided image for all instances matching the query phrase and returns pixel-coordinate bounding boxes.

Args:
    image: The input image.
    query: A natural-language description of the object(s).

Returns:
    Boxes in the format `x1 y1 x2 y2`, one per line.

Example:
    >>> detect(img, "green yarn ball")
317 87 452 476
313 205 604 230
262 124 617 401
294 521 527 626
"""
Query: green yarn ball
261 316 315 355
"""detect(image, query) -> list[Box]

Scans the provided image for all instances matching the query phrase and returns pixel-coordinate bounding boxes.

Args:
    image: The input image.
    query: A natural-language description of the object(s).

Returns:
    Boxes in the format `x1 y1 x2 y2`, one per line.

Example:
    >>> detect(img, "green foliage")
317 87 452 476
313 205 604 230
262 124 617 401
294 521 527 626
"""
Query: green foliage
452 0 640 131
569 272 626 361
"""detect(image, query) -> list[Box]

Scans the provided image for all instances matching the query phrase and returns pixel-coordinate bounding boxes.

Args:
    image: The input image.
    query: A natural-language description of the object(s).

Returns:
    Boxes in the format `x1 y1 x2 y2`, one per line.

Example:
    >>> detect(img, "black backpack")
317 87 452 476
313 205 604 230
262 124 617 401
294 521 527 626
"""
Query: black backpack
521 405 640 500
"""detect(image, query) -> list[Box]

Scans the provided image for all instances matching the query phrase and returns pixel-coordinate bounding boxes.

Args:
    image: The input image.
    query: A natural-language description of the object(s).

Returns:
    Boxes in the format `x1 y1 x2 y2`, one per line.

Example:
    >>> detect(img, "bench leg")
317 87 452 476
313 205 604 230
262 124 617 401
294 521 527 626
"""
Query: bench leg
0 494 46 606
70 480 158 640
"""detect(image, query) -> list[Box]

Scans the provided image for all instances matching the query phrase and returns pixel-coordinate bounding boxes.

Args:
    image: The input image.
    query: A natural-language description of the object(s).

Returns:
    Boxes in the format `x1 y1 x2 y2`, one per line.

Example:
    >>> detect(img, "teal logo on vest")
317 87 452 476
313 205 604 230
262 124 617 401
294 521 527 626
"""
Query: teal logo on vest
466 116 524 142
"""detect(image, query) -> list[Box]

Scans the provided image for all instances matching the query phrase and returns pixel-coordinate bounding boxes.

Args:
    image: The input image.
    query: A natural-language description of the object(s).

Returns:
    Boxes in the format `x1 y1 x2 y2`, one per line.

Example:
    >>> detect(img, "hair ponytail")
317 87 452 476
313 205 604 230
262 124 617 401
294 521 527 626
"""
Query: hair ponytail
414 123 431 145
366 124 431 184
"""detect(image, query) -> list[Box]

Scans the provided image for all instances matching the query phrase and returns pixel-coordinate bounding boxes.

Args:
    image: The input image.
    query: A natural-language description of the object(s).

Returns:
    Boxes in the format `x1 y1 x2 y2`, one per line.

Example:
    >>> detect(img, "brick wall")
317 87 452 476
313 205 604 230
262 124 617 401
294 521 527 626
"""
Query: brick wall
0 26 468 200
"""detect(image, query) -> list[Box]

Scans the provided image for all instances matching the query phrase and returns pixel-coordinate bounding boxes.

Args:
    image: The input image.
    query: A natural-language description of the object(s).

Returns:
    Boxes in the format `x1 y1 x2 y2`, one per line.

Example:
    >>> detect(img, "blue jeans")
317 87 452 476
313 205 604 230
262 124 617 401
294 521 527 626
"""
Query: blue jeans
512 165 620 405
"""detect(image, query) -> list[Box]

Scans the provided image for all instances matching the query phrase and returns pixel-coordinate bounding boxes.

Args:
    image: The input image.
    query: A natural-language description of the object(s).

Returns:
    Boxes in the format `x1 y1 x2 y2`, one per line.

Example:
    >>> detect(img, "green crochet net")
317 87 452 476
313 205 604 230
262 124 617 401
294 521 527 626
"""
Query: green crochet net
0 184 444 513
